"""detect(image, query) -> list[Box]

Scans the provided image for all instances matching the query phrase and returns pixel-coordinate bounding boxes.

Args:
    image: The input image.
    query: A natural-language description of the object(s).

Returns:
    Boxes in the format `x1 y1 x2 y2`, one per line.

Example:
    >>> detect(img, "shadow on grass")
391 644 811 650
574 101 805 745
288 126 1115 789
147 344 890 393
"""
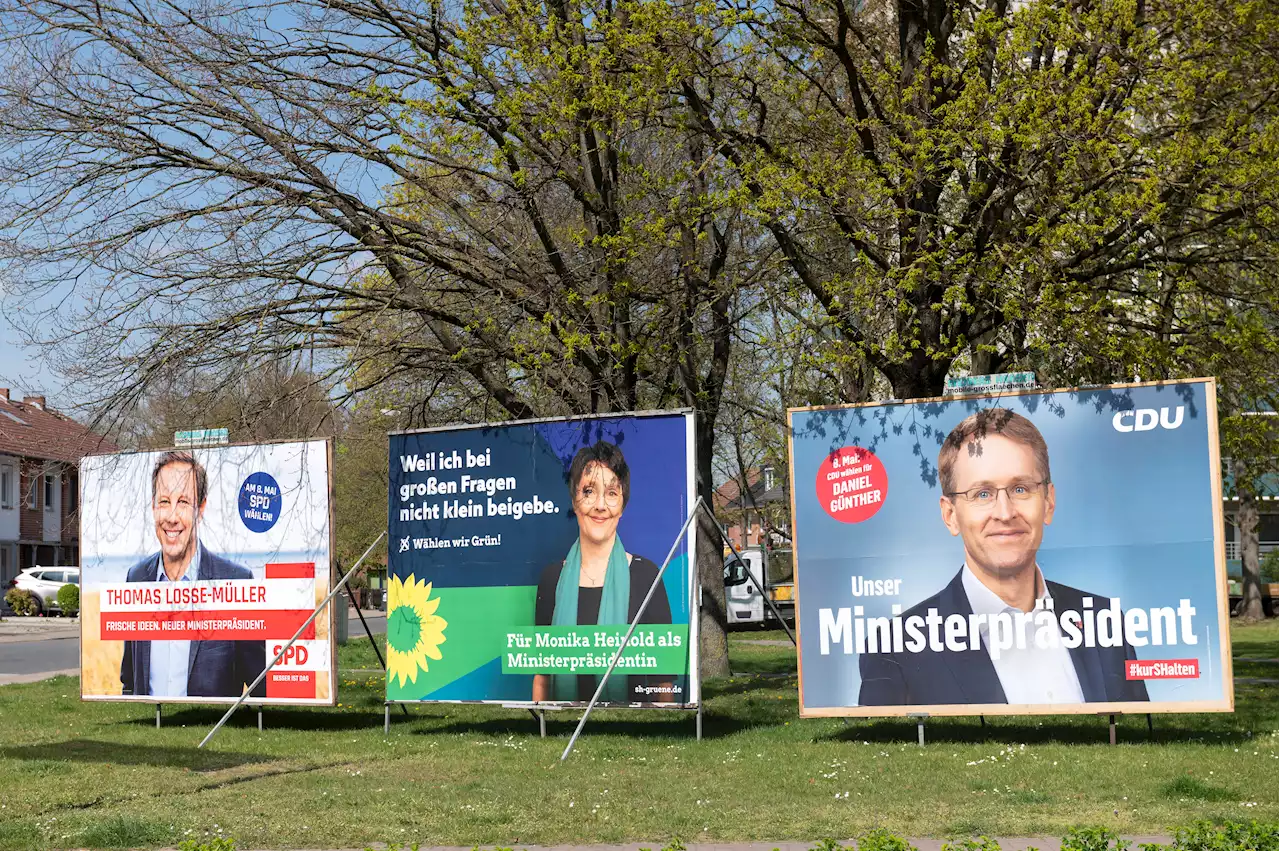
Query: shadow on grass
0 739 271 771
415 708 762 740
115 704 391 733
814 714 1266 747
708 674 798 698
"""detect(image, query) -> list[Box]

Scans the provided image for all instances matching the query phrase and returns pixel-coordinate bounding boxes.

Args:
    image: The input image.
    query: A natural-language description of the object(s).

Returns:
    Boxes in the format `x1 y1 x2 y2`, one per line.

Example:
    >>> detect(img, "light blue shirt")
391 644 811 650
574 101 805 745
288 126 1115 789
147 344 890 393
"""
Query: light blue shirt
149 547 200 697
961 563 1085 705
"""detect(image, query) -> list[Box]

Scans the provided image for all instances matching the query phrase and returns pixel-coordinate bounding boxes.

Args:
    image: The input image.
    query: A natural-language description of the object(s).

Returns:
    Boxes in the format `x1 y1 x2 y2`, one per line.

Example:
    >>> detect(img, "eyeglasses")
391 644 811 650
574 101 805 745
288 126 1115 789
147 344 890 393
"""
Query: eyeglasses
946 480 1047 505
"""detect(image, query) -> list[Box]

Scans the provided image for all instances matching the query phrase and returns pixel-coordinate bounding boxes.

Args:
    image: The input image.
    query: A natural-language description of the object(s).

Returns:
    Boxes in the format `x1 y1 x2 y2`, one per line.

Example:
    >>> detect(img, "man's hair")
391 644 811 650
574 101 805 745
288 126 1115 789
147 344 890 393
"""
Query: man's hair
938 408 1051 495
567 441 631 510
152 450 208 506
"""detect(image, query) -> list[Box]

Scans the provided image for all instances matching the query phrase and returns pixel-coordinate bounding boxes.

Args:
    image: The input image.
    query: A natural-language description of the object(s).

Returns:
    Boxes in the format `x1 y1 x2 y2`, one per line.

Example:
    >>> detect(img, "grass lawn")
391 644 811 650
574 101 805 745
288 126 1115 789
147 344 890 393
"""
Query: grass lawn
0 622 1273 850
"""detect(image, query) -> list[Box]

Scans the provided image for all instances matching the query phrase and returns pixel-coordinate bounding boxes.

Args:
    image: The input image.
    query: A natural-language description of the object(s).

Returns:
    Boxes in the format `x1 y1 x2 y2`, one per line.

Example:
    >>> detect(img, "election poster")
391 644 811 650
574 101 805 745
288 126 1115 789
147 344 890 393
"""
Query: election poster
788 378 1232 717
387 411 698 707
79 440 335 705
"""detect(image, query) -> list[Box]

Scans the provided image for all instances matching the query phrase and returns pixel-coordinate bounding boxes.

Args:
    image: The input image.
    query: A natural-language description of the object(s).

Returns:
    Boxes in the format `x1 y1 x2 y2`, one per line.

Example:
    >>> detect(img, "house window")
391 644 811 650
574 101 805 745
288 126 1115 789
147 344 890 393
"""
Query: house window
43 475 56 510
0 465 12 509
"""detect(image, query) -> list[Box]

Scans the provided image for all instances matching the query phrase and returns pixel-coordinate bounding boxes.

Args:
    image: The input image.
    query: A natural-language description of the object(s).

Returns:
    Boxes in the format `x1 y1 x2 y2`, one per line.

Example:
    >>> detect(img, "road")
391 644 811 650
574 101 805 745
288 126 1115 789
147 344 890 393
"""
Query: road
0 611 386 685
0 635 80 680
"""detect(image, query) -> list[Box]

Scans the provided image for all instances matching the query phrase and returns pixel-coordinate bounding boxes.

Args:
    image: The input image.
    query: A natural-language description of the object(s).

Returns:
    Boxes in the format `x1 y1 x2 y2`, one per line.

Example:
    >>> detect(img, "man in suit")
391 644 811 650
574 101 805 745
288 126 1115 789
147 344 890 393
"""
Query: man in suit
858 408 1149 707
120 451 265 698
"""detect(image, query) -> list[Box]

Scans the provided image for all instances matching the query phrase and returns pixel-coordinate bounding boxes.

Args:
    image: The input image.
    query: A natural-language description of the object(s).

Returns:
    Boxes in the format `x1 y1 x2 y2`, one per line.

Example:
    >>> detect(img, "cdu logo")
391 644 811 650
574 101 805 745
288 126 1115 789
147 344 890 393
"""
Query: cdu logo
1112 406 1185 432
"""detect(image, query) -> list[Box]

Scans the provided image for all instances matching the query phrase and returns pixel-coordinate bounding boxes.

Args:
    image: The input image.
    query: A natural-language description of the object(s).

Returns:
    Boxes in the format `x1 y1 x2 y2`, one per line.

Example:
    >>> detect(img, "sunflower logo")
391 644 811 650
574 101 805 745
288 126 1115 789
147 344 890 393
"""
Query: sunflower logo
386 573 447 688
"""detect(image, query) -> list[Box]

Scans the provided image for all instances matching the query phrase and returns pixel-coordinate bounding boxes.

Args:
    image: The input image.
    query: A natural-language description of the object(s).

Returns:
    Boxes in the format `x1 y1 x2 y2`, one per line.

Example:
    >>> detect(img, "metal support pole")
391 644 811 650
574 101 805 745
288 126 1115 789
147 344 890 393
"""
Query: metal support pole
155 704 161 729
696 701 703 741
198 531 387 749
560 498 705 763
539 710 546 738
1147 713 1153 734
1109 714 1117 745
713 505 795 646
980 715 986 728
257 710 263 731
384 703 391 734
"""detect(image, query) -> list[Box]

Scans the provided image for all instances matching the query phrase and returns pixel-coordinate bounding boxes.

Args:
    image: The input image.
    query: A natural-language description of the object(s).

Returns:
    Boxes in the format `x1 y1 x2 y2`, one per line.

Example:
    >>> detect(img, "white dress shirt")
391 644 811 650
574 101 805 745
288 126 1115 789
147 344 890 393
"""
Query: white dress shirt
961 564 1085 705
149 547 199 697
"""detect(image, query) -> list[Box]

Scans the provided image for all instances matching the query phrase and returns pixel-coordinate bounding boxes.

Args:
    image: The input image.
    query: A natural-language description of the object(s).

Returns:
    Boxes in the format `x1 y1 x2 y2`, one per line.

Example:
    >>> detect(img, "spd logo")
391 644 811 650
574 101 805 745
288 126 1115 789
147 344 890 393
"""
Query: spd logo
1112 406 1184 432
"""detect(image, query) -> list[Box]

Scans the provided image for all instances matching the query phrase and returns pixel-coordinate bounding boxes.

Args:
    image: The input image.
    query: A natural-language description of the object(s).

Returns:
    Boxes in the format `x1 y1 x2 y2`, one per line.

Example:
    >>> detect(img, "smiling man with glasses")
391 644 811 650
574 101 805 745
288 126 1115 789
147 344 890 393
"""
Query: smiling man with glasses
858 408 1150 708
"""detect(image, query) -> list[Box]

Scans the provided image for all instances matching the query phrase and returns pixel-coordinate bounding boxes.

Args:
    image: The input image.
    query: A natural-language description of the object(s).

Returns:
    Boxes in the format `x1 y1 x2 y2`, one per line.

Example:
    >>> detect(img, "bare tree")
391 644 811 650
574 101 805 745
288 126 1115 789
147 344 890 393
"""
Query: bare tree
0 0 762 672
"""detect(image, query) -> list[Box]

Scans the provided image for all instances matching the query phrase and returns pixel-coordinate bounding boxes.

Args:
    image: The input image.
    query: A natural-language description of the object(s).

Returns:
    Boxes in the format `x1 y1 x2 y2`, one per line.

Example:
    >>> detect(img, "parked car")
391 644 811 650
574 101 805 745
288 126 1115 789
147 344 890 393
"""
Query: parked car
7 566 80 615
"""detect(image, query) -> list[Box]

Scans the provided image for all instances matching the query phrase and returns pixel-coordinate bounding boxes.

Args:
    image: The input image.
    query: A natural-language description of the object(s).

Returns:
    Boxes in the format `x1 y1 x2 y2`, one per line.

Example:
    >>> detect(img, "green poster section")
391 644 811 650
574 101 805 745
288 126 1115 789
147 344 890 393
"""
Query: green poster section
387 584 534 701
501 625 690 674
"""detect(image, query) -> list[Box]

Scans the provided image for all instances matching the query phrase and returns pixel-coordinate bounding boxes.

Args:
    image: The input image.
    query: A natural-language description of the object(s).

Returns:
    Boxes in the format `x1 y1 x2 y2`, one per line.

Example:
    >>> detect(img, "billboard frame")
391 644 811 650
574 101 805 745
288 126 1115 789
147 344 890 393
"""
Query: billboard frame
787 377 1233 718
385 408 702 711
77 437 339 707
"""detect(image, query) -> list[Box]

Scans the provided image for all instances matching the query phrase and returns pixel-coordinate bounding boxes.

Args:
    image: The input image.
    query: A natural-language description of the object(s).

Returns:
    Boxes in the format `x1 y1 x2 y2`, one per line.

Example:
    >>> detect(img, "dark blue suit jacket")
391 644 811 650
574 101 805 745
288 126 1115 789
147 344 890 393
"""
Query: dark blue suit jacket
119 544 267 698
858 569 1150 706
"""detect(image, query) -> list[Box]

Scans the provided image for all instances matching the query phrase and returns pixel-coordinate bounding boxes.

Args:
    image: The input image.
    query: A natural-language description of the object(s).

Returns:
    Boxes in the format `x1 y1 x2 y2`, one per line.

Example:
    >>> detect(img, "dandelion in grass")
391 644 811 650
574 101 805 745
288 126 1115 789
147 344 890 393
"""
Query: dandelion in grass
387 573 447 686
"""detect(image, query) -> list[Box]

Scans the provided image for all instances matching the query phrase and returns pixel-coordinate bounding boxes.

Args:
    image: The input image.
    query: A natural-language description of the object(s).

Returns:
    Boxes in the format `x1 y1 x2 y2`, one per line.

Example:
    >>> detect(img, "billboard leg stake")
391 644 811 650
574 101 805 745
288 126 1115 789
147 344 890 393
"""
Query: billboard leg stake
1109 714 1117 745
909 712 928 746
1147 713 1153 734
257 710 263 731
560 497 706 763
384 703 390 734
199 531 387 749
155 705 161 729
696 702 703 740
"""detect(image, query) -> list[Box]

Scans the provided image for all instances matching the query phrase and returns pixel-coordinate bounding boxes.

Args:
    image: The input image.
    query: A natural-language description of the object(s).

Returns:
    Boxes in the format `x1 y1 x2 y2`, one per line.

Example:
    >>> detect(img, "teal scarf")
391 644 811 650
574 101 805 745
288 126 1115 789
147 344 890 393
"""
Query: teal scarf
551 535 631 702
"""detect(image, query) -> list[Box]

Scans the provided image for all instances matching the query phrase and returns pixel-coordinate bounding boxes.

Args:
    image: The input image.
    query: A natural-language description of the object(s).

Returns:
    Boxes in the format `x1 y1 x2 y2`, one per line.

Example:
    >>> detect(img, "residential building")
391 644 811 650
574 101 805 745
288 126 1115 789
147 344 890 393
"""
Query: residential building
0 389 118 586
715 465 789 552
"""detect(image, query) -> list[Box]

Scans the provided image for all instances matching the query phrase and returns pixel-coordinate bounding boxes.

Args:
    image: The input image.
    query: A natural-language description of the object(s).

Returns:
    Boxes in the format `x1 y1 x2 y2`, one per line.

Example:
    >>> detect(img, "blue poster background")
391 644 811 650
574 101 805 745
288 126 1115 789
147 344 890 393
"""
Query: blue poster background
790 381 1229 710
387 413 694 703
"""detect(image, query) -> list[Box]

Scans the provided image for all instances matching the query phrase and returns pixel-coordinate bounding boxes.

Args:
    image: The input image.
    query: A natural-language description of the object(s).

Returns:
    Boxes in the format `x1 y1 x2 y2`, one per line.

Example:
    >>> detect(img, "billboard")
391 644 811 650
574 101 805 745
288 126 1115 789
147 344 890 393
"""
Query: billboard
788 379 1232 717
387 411 698 707
79 440 335 705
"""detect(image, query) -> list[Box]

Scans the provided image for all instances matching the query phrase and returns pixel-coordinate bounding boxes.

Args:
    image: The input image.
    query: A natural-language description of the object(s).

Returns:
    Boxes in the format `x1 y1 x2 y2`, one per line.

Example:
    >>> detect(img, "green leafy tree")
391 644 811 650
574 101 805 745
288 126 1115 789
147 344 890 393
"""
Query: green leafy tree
678 0 1276 399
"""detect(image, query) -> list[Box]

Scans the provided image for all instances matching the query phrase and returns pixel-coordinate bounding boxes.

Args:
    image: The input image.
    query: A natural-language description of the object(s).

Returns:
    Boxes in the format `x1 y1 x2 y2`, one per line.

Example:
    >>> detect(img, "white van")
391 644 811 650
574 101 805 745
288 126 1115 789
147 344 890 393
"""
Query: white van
724 547 794 625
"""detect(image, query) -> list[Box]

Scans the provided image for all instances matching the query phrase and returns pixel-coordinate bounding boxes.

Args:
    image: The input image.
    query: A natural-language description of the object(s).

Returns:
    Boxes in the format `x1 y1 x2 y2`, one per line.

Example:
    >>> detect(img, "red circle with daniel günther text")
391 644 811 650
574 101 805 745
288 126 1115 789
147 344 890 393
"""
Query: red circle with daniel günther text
816 446 888 523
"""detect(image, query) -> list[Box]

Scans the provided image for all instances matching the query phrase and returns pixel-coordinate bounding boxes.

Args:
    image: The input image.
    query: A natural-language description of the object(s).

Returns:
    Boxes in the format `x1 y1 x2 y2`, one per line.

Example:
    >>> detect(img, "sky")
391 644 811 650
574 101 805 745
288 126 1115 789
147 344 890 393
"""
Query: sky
0 311 63 404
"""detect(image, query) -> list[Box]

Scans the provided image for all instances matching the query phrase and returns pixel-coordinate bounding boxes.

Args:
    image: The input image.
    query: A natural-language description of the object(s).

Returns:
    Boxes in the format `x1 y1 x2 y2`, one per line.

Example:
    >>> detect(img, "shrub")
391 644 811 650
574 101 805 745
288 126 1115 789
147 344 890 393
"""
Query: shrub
4 587 37 616
1062 827 1130 851
1260 549 1278 583
1171 820 1279 851
57 583 80 616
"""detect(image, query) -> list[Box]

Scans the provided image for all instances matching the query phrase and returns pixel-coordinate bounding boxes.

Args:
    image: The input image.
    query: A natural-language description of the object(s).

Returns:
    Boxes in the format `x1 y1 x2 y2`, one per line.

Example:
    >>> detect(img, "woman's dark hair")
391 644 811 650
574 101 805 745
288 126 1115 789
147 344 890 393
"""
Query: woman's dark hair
567 441 630 510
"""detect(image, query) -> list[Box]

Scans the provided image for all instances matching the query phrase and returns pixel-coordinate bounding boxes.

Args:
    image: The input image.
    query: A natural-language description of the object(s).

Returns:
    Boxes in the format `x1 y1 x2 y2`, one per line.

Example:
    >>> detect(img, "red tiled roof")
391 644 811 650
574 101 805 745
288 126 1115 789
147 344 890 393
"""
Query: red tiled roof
0 397 118 464
715 469 761 510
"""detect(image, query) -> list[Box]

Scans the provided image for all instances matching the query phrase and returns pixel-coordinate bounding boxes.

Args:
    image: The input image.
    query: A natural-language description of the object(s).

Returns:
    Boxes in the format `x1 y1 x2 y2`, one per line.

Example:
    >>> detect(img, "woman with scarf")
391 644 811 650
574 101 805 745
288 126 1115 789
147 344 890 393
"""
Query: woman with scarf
532 441 674 703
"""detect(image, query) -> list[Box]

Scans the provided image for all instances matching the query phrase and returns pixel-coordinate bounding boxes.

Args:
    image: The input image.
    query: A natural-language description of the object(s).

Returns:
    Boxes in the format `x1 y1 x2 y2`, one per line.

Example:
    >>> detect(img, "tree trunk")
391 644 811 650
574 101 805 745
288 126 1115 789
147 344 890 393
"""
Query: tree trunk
1233 460 1265 621
695 413 731 679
